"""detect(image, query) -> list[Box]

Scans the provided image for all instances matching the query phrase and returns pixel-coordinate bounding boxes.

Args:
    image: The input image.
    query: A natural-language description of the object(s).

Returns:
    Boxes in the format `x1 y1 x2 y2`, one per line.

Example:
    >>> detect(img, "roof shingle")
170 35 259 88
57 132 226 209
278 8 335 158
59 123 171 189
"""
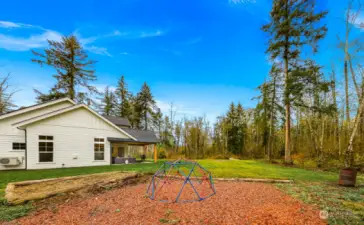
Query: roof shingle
103 115 131 127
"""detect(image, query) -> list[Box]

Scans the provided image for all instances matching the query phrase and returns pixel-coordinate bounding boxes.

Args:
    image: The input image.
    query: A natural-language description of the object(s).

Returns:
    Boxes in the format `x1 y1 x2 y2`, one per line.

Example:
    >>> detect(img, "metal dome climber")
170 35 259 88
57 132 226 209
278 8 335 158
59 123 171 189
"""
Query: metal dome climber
146 160 216 203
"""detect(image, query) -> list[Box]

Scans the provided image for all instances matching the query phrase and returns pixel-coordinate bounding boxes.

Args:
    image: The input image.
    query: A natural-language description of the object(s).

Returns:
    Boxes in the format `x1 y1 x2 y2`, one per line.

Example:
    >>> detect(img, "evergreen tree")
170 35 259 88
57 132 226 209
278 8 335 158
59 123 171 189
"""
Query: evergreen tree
31 35 98 103
262 0 328 163
99 86 116 116
236 102 246 156
134 82 156 130
115 75 132 119
256 82 270 157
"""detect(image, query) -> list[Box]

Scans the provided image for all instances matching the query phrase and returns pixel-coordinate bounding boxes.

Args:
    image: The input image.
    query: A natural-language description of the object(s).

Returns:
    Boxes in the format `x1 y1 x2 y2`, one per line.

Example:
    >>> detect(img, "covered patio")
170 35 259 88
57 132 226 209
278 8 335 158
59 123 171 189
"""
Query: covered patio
108 128 158 164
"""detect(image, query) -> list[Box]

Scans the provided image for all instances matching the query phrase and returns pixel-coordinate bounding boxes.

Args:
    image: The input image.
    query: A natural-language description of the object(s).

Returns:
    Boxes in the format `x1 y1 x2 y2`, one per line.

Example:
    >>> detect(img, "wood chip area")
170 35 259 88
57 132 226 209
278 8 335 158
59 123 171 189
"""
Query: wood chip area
10 182 326 225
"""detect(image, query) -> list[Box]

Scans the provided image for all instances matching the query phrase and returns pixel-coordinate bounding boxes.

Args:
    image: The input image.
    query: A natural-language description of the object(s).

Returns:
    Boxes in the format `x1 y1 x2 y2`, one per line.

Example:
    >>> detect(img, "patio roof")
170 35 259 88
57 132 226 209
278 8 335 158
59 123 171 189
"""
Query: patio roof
108 128 158 144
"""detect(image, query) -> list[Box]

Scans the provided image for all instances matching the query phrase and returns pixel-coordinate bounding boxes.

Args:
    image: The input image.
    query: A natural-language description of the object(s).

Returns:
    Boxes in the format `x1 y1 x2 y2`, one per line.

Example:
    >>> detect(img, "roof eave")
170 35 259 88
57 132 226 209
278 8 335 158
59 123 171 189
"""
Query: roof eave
0 98 76 121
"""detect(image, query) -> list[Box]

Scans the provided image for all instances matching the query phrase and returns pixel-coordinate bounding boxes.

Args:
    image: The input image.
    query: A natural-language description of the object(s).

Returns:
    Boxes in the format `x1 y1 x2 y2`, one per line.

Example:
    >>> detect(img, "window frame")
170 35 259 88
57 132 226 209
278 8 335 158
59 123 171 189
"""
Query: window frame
12 142 26 150
38 135 54 163
94 137 105 161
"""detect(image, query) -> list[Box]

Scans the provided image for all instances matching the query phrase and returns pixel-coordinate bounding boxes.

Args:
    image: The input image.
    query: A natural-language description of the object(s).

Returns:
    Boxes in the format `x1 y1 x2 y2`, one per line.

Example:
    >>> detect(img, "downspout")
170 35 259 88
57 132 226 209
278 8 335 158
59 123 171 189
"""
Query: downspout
17 127 27 170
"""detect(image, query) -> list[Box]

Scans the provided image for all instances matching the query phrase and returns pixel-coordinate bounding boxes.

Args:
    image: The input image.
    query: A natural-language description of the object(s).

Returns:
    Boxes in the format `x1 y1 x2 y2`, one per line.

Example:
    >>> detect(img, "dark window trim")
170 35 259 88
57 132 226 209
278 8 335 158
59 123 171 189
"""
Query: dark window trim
12 142 26 150
38 135 54 163
94 137 105 160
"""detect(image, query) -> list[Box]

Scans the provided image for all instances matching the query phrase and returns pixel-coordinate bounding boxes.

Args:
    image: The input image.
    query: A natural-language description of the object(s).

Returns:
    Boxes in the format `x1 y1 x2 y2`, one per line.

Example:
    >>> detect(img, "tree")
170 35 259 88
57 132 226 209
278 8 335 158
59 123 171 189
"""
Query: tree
0 74 17 114
337 0 362 123
134 82 156 130
98 86 116 116
115 75 132 119
31 35 98 103
262 0 328 163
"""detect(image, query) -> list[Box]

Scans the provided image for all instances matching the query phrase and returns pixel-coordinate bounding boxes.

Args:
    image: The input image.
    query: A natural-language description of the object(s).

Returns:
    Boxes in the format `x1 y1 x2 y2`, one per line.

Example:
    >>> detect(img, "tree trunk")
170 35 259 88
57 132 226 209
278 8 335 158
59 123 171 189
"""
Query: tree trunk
331 70 340 158
306 118 319 158
349 55 360 98
284 57 291 163
346 95 364 167
144 108 148 130
345 60 350 123
268 75 276 161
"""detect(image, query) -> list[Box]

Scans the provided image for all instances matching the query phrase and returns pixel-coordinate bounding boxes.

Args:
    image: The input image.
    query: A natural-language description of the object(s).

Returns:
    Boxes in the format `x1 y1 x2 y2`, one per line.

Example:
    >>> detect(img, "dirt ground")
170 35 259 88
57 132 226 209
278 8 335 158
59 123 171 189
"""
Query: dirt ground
8 182 326 225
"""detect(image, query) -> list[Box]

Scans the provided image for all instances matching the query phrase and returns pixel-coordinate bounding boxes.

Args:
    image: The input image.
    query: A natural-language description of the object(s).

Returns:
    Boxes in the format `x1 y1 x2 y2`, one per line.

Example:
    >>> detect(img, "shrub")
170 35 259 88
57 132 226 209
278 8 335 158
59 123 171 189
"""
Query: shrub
166 151 184 160
158 149 167 159
208 154 230 160
292 153 306 168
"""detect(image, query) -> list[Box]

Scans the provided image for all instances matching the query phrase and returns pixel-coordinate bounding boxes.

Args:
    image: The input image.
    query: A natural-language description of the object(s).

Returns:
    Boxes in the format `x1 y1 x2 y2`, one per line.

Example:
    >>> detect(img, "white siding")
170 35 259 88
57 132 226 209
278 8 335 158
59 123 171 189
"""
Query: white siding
0 101 73 170
25 107 129 169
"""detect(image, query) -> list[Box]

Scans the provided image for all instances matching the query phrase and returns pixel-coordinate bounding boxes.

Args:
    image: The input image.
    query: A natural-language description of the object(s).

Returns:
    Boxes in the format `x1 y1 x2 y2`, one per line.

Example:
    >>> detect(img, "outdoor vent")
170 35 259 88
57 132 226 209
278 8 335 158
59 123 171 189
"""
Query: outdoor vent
0 157 21 166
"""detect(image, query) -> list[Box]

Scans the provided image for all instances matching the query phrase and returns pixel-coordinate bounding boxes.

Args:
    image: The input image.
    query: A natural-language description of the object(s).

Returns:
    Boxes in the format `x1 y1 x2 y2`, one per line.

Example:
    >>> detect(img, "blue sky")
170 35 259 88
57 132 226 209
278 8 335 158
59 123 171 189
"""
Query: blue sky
0 0 361 122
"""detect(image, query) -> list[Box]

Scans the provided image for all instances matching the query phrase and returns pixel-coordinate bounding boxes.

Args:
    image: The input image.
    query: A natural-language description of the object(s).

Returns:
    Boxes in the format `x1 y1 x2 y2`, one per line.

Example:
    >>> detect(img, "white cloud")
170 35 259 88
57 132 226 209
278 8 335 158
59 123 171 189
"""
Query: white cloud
0 23 112 56
0 30 62 51
107 30 130 37
349 12 364 30
92 84 117 94
156 100 198 118
72 31 112 56
140 30 164 38
229 0 256 4
0 20 166 57
85 45 112 57
0 20 45 30
0 21 21 28
0 20 39 29
120 52 129 55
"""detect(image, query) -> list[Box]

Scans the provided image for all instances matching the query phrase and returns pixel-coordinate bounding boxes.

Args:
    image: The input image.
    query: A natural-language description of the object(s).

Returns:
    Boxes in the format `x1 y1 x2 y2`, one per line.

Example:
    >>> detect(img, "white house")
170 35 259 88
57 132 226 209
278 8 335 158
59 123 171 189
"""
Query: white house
0 98 158 170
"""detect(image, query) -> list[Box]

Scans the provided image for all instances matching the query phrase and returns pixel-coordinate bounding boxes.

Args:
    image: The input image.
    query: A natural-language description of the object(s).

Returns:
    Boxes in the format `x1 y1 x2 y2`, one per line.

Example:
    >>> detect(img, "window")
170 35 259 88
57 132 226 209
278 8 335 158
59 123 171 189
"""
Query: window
39 135 53 162
13 142 26 150
94 138 105 160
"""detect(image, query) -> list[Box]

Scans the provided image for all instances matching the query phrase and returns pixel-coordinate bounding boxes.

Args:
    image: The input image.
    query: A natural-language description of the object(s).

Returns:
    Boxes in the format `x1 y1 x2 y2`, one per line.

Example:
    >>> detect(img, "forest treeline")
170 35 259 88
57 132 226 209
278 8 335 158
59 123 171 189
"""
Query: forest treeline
1 0 364 168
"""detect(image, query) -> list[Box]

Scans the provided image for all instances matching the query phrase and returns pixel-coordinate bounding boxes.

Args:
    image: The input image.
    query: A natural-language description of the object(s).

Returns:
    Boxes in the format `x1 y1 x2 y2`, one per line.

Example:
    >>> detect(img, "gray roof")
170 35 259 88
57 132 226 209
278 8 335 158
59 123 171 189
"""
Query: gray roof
108 128 159 143
103 115 131 127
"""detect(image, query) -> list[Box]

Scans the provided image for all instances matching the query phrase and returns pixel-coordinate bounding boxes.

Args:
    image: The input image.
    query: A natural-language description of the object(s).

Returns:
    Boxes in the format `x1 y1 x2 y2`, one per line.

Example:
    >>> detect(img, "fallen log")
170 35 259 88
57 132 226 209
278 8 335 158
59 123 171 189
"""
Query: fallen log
5 171 139 205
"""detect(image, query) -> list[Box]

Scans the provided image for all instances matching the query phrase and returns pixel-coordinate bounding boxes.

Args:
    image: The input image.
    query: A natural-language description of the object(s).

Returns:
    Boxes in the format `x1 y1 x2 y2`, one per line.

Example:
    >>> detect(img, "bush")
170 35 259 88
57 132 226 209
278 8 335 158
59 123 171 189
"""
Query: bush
292 153 306 168
158 149 167 159
208 154 230 160
167 151 184 160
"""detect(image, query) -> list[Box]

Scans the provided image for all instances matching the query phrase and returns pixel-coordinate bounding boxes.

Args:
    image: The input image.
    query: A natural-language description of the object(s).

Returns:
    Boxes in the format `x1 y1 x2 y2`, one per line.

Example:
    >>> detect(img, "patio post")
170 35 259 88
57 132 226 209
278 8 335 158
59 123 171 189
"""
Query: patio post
154 144 157 163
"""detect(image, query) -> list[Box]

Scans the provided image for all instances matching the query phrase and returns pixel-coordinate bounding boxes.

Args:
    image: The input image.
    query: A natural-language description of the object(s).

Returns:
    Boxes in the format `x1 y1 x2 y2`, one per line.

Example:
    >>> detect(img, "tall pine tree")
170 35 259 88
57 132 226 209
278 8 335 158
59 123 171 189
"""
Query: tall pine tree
32 35 98 103
262 0 327 163
98 86 116 116
134 82 156 130
115 75 132 119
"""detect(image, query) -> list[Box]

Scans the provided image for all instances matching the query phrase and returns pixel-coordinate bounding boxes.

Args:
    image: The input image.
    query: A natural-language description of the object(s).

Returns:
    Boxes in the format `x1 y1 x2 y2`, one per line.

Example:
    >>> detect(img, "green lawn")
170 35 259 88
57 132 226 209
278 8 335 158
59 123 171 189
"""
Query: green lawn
0 159 344 197
198 160 341 182
0 160 363 222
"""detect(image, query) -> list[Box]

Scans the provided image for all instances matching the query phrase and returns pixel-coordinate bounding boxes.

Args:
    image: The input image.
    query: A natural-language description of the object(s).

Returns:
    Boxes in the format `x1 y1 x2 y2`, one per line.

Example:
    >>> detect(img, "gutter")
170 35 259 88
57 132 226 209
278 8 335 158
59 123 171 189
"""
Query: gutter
17 127 27 170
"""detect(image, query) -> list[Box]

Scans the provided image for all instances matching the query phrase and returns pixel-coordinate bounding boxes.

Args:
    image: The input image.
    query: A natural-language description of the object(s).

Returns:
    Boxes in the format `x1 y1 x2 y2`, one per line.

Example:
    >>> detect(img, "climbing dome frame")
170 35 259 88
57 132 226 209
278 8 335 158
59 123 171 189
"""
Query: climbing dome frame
146 160 216 203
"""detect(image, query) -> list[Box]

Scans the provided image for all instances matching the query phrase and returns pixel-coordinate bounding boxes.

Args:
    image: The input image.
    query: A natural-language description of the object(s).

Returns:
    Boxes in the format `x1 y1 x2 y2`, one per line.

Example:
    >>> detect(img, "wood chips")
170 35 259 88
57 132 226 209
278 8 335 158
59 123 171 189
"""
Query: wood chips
8 182 326 225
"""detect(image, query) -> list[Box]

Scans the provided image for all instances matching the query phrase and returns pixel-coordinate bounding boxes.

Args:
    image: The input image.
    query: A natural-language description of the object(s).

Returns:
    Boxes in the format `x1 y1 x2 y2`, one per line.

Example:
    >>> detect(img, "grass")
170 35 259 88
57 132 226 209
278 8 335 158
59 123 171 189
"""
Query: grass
0 159 363 222
276 182 364 224
198 160 340 182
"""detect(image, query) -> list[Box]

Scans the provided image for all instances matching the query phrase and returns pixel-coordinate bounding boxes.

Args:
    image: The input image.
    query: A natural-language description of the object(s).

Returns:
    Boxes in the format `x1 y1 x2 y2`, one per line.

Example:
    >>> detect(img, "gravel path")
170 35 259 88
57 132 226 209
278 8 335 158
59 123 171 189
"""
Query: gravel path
12 182 326 225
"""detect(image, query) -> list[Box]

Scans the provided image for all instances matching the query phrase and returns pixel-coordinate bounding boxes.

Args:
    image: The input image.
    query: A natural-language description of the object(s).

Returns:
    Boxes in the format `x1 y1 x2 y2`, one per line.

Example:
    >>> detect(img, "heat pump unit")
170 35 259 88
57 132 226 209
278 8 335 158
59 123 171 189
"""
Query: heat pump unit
0 157 21 166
